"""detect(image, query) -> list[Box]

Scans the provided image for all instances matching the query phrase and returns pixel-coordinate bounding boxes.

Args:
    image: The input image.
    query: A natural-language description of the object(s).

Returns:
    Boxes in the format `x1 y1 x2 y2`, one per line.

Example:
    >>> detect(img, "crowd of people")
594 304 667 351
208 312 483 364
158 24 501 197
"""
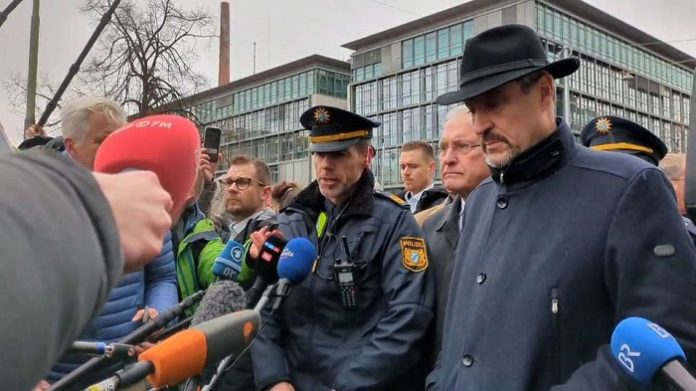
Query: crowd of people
2 23 696 390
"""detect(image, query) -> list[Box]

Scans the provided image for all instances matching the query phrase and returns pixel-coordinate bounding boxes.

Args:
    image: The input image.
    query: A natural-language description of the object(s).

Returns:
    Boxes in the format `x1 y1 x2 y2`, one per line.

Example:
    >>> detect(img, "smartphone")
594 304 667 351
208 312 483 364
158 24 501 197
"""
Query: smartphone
203 126 222 163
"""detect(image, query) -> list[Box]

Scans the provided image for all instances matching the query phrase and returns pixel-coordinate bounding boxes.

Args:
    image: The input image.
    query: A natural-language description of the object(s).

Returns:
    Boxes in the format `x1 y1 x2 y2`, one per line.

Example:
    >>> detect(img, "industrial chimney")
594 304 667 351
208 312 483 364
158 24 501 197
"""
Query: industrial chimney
219 1 230 86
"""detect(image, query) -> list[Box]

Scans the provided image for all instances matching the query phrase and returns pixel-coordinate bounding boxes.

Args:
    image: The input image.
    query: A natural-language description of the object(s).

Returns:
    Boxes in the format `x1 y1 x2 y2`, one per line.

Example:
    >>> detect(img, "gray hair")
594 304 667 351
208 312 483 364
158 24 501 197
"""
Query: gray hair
659 153 686 180
444 105 470 122
60 97 126 141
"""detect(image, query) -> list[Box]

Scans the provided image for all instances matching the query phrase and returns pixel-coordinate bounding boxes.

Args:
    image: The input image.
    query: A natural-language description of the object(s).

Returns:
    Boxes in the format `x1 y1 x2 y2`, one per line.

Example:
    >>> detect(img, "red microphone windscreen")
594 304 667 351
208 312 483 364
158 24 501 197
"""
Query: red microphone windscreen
94 114 201 214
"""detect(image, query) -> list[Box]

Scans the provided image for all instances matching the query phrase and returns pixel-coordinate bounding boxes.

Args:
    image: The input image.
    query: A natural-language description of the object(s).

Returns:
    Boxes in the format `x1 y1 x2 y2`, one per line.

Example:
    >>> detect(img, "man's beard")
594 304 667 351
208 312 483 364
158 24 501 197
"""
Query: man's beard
482 130 519 169
484 149 517 169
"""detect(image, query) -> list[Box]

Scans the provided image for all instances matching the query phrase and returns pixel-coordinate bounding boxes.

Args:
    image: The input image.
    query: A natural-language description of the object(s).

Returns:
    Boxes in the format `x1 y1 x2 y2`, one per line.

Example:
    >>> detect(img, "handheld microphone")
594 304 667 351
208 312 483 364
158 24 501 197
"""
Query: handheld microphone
212 239 245 281
50 289 206 391
245 235 287 307
254 237 316 313
203 239 315 391
88 310 261 389
93 114 201 216
611 317 696 390
68 341 136 359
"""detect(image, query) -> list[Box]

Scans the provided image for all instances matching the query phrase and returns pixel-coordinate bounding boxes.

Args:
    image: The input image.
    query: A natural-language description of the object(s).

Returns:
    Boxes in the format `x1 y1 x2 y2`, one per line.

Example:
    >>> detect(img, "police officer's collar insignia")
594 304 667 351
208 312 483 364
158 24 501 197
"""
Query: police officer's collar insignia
595 117 612 134
389 193 407 206
400 237 428 272
314 107 331 125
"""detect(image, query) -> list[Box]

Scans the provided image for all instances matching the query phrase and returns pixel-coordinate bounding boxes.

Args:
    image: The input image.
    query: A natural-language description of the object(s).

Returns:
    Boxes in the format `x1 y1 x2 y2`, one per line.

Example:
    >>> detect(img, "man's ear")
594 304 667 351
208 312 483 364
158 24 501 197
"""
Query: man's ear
63 138 76 157
364 145 375 168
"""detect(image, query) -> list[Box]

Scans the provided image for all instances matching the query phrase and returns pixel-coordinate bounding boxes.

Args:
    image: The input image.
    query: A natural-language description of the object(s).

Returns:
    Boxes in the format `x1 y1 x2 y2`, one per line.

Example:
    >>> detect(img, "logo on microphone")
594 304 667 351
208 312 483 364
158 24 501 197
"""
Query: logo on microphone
232 247 243 262
281 248 294 258
617 344 641 373
647 322 671 339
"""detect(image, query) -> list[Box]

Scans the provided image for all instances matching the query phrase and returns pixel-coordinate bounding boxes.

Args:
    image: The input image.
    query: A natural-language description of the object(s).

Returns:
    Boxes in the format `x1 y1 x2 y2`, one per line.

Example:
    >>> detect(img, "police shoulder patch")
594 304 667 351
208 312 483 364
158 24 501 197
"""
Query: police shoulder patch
374 190 407 207
400 237 428 272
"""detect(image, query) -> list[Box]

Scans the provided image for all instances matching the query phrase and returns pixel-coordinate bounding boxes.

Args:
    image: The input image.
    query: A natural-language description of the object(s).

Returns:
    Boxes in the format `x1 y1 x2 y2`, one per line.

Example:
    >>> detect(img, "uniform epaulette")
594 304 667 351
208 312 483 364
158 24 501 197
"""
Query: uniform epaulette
374 190 408 207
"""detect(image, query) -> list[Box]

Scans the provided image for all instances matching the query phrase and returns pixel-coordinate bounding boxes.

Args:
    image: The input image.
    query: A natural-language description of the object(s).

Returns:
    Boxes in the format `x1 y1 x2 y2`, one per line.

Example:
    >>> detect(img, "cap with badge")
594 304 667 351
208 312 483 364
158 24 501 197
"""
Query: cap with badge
580 116 668 166
300 105 381 153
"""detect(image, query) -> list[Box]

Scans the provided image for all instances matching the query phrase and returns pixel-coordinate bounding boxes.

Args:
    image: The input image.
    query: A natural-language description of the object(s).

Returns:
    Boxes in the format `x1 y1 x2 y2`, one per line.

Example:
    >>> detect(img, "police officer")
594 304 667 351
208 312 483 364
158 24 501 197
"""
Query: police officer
581 115 696 241
250 105 434 391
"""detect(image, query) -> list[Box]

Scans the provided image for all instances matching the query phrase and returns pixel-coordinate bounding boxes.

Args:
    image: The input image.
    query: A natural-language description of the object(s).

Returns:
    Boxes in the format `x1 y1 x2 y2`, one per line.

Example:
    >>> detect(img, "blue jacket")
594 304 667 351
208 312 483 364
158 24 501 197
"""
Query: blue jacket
252 170 434 391
427 121 696 390
47 232 178 381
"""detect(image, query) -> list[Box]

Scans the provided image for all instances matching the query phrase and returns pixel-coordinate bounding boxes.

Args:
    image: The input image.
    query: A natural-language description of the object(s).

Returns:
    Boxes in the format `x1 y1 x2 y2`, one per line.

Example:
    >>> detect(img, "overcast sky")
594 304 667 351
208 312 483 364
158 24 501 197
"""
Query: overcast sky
1 0 695 144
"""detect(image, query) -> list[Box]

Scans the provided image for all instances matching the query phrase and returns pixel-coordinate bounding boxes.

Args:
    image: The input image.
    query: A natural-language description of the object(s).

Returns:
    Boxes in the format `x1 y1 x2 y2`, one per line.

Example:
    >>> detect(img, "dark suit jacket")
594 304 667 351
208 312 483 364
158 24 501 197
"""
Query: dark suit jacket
398 186 449 214
422 196 462 357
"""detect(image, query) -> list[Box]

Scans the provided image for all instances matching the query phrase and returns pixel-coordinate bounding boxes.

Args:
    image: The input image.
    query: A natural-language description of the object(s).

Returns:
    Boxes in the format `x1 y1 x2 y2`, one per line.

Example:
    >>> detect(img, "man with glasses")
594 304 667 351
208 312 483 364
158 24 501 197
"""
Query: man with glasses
421 106 489 365
219 155 275 242
250 105 433 391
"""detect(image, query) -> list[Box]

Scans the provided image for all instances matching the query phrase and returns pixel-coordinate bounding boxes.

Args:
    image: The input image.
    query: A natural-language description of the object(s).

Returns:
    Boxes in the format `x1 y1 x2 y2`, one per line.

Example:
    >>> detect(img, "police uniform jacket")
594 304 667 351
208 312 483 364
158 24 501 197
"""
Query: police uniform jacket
252 170 434 391
427 120 696 390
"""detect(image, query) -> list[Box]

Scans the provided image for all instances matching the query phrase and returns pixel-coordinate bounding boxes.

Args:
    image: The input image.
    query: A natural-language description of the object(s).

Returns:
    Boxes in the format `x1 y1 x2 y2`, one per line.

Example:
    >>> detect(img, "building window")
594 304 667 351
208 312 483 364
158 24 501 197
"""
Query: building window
437 29 449 59
414 35 426 66
425 32 437 63
403 39 414 69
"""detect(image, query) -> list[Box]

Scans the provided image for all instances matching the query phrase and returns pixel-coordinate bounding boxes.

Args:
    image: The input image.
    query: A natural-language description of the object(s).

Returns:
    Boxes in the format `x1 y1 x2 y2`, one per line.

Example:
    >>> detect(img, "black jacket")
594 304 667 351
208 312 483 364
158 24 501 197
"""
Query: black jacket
427 120 696 390
398 186 449 214
252 170 434 391
422 197 462 361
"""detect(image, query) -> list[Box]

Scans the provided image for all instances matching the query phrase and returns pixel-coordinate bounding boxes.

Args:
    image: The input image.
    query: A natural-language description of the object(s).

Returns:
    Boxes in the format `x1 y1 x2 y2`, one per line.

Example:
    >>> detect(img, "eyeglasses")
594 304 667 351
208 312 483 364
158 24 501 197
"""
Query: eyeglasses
438 142 481 156
219 177 266 190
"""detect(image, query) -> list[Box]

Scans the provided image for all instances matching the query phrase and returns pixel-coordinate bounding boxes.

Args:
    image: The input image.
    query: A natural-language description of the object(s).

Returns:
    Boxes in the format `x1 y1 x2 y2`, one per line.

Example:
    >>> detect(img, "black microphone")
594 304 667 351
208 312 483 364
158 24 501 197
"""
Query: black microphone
50 289 206 391
611 317 696 390
245 235 287 307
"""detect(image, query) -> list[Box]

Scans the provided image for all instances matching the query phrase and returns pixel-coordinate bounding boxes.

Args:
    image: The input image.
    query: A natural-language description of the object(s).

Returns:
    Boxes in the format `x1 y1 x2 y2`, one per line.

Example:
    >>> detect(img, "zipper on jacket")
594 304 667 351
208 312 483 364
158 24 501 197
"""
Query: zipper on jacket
550 287 562 383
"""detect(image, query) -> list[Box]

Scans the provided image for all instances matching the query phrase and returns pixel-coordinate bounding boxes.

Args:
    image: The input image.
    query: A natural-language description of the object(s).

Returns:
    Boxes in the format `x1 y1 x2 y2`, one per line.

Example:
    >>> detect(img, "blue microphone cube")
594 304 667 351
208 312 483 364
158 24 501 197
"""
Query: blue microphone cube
213 239 245 280
610 317 686 384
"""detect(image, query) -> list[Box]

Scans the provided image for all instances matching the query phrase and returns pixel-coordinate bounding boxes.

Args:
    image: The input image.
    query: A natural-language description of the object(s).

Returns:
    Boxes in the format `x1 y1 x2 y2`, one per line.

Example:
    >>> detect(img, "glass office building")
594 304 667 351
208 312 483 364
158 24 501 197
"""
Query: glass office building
184 55 350 184
343 0 695 190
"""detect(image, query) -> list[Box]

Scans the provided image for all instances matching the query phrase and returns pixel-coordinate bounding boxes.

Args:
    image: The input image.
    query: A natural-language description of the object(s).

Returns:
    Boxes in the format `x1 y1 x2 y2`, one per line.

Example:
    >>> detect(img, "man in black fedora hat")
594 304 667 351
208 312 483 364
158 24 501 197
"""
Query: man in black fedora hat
250 105 434 391
427 24 696 390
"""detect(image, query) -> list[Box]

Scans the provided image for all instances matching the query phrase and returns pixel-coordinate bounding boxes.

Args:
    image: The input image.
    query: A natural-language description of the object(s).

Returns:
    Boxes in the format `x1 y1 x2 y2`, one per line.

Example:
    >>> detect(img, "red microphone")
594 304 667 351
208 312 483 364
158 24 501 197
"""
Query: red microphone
94 114 201 216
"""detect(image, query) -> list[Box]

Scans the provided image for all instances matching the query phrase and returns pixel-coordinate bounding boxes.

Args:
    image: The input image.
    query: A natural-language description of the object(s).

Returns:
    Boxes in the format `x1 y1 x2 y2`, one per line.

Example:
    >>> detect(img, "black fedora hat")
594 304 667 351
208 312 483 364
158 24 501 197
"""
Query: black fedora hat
436 24 580 105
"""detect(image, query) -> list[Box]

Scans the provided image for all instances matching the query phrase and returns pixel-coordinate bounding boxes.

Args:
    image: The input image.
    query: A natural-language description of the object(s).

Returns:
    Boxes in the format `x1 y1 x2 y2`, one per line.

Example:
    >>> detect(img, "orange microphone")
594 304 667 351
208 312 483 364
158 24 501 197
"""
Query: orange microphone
93 114 201 217
85 309 261 390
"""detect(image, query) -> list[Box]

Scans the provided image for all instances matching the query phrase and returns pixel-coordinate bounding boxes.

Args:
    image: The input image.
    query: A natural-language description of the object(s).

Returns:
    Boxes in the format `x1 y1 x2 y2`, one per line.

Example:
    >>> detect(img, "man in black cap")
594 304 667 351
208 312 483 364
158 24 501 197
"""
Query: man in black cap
427 24 696 390
580 116 668 165
251 105 434 391
581 116 696 242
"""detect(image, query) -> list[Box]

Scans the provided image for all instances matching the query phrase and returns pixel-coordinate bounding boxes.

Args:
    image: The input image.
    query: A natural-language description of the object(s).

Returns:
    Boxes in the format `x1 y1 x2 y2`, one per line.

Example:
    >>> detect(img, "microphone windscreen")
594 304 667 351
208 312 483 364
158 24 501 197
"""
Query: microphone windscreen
277 238 316 284
610 317 686 384
191 280 247 326
94 114 201 215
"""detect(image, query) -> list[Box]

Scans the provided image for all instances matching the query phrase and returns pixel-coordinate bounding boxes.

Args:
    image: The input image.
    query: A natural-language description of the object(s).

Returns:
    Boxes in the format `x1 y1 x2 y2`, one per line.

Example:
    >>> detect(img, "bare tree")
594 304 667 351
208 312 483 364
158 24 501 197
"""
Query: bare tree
81 0 214 119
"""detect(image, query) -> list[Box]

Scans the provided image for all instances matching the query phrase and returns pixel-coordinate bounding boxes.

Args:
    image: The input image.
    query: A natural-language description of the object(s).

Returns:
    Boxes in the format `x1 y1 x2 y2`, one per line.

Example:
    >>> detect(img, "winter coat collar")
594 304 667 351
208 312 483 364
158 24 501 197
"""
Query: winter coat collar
489 119 575 186
291 169 376 218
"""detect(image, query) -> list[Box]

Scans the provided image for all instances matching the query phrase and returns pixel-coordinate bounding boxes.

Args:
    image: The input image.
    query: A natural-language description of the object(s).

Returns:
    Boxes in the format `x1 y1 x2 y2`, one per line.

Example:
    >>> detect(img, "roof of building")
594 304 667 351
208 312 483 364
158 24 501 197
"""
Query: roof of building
342 0 695 70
